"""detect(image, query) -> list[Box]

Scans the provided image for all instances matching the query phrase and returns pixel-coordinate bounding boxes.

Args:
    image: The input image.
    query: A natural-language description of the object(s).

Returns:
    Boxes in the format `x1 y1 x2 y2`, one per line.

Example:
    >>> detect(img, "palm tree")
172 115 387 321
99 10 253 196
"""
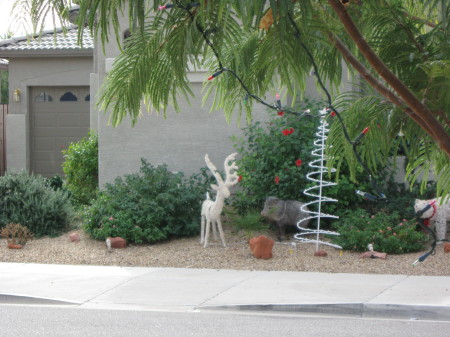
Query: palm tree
14 0 450 197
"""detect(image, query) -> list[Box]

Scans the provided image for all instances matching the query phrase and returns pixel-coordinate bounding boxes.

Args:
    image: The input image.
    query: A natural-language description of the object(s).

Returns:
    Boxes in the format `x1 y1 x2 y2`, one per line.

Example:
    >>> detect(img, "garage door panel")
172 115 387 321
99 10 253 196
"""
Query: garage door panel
33 127 57 136
30 86 90 177
34 160 57 175
57 113 81 127
33 152 57 161
57 106 88 114
61 137 85 146
34 137 55 151
80 113 90 127
55 128 89 137
33 113 56 127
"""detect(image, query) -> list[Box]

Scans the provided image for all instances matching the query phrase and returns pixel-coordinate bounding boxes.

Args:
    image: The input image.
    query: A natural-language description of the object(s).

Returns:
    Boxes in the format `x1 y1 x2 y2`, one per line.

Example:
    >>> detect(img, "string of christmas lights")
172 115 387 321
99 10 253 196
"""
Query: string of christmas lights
295 108 342 250
159 2 387 202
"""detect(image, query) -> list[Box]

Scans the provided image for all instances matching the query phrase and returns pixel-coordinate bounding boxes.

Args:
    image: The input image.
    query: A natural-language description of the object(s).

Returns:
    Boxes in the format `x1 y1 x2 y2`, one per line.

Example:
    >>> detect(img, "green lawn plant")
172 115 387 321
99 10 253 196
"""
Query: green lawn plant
0 171 73 237
331 209 426 254
62 131 98 206
83 159 212 244
224 208 269 241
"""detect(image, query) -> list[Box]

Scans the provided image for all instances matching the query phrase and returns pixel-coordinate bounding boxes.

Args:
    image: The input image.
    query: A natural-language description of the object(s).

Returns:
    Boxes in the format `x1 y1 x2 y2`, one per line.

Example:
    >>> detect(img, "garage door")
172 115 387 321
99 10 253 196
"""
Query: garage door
30 86 90 177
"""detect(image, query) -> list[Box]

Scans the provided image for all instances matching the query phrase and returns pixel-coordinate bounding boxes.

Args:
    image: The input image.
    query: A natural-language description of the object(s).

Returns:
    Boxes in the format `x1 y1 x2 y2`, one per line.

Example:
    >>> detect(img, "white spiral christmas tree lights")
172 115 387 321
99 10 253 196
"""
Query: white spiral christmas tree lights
294 108 342 250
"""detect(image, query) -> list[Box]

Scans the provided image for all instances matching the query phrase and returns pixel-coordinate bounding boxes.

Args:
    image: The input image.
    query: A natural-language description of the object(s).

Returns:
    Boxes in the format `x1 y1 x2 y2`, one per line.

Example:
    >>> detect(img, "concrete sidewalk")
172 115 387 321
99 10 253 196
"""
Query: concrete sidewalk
0 262 449 321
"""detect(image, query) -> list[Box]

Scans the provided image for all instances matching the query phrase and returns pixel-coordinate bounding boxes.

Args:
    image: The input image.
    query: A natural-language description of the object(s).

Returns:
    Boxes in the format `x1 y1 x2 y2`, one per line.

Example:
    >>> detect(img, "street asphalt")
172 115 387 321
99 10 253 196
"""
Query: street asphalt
0 262 449 321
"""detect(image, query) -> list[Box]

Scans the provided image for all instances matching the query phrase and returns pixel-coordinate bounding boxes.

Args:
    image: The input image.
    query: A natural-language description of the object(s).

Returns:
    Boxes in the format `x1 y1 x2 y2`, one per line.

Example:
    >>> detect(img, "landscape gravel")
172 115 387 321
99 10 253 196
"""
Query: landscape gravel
1 226 448 276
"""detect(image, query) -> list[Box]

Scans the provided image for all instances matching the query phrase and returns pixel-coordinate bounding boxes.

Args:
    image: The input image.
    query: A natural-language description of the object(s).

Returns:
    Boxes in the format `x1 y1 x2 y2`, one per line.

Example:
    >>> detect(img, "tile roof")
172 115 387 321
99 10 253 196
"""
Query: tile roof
0 25 93 52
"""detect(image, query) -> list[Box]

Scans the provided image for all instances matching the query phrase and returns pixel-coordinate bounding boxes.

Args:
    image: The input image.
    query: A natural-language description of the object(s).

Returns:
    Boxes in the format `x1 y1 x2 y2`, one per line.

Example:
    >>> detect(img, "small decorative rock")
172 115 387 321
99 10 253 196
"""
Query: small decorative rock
444 242 450 253
107 237 127 249
314 250 328 257
69 233 81 243
360 251 388 259
249 235 274 259
7 243 23 249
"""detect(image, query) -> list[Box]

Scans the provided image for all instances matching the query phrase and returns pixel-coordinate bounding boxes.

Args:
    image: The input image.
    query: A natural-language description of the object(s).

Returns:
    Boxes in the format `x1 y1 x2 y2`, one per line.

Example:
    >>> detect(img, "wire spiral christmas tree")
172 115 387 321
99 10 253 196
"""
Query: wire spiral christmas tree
294 108 342 250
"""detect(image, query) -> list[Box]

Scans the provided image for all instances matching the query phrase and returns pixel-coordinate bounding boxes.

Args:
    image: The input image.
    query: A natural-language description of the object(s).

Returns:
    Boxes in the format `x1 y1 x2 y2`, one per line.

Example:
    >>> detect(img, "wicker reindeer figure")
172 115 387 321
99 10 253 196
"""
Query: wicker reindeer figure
201 153 239 248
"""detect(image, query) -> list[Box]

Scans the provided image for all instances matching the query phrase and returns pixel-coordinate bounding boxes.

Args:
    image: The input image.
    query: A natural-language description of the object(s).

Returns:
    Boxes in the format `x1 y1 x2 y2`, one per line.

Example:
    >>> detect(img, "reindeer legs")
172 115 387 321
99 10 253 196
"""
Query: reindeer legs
216 219 226 247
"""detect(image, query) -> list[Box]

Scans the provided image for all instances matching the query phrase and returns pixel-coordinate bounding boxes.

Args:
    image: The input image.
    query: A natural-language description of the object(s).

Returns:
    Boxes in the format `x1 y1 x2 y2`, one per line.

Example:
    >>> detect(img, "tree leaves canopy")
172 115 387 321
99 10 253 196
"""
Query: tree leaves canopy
14 0 450 198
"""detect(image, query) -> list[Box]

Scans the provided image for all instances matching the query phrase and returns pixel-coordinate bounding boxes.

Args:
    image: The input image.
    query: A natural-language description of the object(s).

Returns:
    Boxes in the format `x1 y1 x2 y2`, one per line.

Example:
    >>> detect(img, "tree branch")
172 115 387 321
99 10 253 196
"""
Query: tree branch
328 0 450 158
329 33 435 137
432 110 450 130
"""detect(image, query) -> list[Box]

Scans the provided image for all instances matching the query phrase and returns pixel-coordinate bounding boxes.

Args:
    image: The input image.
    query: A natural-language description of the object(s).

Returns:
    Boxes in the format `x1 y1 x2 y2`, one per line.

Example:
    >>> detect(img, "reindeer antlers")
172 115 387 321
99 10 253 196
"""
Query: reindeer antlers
204 153 239 188
223 153 239 187
205 154 223 185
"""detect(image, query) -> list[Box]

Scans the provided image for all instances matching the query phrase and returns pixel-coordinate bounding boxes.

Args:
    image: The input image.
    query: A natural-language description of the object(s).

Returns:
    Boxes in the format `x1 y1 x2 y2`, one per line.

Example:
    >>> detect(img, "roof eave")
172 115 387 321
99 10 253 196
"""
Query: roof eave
0 49 93 58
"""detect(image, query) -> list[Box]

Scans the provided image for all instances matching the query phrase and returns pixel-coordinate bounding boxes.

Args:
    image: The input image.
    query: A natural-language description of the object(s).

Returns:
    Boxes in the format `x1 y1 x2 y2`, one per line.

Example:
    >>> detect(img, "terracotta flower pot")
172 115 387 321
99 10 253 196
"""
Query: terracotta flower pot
7 243 23 249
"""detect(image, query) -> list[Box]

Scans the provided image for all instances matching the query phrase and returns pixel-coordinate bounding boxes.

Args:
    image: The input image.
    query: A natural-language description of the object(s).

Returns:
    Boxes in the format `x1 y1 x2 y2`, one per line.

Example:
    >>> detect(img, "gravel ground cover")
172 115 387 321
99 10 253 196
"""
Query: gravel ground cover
1 224 448 276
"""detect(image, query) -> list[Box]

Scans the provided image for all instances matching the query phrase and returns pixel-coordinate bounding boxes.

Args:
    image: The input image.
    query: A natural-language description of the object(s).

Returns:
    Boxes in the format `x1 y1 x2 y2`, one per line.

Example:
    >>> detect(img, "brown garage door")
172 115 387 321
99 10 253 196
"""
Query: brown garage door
30 86 90 177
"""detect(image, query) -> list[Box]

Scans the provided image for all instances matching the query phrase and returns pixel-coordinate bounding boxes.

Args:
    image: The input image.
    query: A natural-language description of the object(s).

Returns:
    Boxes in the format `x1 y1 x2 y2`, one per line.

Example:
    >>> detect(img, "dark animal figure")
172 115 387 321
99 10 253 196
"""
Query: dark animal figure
261 197 311 241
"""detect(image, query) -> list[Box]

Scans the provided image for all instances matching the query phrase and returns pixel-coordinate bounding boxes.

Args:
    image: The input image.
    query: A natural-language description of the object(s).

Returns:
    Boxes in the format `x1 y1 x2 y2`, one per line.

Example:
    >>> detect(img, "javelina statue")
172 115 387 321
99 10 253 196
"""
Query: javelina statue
261 197 311 241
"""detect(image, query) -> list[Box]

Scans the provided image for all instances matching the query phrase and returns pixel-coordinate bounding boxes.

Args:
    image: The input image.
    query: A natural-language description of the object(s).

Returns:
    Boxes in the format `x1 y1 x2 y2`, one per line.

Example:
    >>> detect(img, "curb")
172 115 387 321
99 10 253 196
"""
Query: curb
0 294 78 306
198 303 450 321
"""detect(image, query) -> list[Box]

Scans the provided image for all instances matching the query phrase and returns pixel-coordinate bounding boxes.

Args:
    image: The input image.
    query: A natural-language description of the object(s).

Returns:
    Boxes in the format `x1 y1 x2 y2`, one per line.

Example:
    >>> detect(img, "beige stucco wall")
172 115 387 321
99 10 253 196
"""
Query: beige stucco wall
6 57 92 172
98 84 267 184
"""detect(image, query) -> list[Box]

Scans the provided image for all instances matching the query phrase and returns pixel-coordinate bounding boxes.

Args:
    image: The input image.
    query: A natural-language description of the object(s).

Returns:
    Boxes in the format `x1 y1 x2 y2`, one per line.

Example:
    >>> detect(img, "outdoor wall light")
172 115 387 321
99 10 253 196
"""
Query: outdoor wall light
13 89 21 102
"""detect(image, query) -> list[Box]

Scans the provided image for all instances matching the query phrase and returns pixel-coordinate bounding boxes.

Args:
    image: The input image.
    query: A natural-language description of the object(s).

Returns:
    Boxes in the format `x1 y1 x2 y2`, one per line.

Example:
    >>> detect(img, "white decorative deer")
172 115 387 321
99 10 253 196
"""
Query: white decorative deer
200 153 239 248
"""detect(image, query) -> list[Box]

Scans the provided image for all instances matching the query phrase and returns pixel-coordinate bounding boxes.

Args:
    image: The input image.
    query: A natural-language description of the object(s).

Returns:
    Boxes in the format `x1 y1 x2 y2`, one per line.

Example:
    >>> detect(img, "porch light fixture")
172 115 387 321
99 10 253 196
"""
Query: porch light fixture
13 89 21 102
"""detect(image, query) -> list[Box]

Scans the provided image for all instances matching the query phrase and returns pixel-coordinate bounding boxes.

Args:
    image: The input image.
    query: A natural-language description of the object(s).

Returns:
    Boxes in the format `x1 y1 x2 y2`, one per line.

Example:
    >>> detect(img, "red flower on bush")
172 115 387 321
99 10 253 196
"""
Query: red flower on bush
277 111 285 116
282 128 294 136
238 175 243 182
295 159 302 167
274 176 280 184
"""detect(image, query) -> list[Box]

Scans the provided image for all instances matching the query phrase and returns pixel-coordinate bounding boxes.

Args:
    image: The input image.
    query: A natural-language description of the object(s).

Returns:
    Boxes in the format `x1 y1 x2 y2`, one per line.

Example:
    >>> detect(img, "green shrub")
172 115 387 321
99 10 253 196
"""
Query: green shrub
230 97 437 232
224 208 269 241
62 131 98 205
185 166 217 198
45 175 65 191
331 209 426 254
230 97 380 222
0 171 73 237
230 98 322 214
224 208 268 232
83 159 209 244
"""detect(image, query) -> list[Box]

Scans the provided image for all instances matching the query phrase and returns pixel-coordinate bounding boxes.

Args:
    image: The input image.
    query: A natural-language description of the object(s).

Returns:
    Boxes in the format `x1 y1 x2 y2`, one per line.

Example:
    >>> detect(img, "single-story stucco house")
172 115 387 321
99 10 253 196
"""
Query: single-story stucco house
0 9 329 185
0 27 93 179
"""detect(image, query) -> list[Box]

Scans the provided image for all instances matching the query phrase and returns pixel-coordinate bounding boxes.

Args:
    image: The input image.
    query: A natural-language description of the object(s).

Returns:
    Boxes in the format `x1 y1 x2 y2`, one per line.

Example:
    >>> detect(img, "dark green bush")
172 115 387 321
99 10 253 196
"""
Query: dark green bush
45 175 65 191
331 209 426 254
83 159 210 244
62 131 98 205
0 171 73 237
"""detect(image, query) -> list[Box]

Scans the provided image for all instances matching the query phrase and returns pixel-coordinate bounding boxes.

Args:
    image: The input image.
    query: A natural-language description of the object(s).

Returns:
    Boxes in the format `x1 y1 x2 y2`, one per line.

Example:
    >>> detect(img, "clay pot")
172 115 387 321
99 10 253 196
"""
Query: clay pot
314 250 328 257
7 243 23 249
